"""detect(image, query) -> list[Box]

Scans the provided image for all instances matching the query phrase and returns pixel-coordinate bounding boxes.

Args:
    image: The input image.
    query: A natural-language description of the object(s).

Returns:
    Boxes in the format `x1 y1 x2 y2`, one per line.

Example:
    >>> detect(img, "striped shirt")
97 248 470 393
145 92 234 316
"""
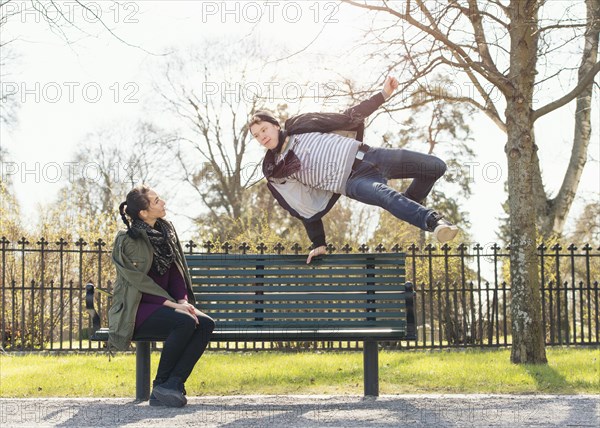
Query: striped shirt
278 132 360 195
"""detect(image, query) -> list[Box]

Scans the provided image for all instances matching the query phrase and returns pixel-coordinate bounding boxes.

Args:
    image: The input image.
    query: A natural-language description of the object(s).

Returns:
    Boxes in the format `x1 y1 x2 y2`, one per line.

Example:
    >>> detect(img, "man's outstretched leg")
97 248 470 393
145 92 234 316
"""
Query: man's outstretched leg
345 154 458 242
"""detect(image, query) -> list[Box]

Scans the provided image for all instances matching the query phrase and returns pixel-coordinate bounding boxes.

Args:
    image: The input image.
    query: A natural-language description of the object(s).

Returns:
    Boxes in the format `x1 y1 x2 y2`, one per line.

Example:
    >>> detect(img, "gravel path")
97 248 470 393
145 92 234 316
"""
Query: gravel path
1 395 598 427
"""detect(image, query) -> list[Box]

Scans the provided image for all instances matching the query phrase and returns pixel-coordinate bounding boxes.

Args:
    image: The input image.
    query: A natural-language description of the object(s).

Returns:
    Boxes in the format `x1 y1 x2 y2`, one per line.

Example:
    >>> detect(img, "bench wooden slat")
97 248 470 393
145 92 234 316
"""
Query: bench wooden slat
201 302 404 310
211 329 406 341
196 293 408 301
192 284 406 292
185 255 406 267
213 321 406 329
190 276 405 283
201 306 406 314
204 311 406 319
88 328 407 343
87 325 407 336
190 277 404 286
189 268 405 276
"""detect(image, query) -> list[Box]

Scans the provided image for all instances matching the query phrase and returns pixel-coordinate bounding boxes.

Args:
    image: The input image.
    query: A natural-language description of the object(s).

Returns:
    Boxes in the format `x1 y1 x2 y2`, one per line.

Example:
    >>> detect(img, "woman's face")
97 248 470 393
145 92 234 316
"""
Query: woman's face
139 190 166 224
250 121 280 150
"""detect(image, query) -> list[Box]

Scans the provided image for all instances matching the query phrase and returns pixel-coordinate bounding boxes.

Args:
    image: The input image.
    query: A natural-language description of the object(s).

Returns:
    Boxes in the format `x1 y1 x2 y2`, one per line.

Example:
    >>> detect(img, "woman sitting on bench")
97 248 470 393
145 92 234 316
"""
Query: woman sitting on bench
109 185 215 407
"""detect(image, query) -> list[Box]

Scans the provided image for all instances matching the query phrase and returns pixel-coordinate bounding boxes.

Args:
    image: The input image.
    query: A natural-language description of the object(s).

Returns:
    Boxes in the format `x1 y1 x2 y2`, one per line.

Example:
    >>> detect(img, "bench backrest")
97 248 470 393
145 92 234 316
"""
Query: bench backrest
186 253 408 333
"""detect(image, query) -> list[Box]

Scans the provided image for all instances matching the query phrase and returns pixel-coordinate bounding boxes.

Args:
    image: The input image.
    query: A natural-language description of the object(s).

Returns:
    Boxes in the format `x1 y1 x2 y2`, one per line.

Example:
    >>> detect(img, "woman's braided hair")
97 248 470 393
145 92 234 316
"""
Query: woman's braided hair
118 185 151 238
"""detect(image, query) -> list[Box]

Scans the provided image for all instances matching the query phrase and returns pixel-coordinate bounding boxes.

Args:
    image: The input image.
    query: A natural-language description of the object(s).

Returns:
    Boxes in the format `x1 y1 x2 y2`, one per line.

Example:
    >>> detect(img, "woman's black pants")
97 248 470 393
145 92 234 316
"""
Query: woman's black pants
133 307 215 384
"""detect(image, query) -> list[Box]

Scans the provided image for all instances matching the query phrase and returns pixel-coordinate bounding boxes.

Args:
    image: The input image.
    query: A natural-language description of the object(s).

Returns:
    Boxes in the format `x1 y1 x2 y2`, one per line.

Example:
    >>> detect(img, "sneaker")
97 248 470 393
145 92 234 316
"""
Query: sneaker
426 212 459 243
149 379 166 406
152 377 187 408
149 391 163 407
150 383 186 407
433 218 459 243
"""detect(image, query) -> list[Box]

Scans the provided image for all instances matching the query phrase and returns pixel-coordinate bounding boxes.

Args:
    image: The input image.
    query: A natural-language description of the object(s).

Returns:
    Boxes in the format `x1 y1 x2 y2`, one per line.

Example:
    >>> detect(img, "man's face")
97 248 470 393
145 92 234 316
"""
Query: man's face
250 121 280 151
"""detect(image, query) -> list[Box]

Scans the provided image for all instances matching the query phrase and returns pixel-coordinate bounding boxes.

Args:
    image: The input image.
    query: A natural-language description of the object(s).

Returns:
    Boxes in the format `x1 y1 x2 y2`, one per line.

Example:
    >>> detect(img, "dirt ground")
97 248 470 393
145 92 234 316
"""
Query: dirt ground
1 394 598 427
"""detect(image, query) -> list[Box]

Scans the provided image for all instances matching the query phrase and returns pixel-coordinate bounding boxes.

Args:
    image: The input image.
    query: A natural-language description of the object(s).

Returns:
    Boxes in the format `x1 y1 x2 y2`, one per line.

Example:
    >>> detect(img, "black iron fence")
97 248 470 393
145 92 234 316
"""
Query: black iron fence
1 236 598 352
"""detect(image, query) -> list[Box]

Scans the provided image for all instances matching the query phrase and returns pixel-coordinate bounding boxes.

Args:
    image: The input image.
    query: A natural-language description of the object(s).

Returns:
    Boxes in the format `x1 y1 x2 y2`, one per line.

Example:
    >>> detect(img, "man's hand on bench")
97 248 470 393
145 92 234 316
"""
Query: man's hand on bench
306 245 327 264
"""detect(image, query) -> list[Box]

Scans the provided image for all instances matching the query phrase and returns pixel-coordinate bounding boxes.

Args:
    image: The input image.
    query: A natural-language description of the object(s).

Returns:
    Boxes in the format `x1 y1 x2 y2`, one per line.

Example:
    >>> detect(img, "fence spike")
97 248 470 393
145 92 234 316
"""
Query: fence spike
257 243 267 254
75 238 87 248
222 242 233 254
273 243 285 255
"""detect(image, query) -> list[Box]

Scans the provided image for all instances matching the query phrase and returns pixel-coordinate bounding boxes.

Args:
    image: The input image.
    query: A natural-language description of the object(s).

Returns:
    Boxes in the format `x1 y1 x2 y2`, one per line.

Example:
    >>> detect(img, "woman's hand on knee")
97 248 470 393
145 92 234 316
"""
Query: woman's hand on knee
173 302 199 324
174 308 198 324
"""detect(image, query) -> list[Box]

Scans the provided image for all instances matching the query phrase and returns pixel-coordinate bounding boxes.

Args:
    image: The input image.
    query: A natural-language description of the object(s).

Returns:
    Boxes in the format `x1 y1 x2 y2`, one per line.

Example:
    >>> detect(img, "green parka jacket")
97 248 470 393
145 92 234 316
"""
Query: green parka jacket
108 220 195 351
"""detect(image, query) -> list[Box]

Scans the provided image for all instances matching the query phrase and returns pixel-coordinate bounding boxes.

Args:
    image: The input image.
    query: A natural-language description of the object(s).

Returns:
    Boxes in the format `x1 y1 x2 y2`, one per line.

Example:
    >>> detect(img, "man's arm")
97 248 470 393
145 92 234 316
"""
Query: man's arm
303 219 326 249
283 77 398 137
342 76 398 122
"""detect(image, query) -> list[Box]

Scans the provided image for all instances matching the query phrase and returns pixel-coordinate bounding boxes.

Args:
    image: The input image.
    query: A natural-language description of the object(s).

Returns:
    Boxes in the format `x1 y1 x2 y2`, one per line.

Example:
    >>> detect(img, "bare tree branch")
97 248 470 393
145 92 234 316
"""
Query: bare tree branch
342 0 512 92
533 61 600 120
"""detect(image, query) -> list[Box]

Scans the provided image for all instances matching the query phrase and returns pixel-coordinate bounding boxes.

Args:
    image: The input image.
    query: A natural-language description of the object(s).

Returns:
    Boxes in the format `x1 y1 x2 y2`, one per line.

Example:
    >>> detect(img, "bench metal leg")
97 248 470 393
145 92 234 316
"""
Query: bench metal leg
136 342 151 401
363 339 379 396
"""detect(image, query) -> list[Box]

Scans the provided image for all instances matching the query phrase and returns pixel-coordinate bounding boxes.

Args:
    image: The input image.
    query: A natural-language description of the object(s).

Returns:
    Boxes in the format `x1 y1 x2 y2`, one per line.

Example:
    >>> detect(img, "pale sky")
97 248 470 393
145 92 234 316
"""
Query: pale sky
1 1 598 246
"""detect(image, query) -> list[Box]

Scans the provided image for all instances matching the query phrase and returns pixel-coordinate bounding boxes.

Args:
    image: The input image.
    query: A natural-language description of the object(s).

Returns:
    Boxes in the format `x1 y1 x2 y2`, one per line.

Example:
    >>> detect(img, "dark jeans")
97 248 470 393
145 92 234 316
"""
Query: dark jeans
133 306 215 384
345 147 446 230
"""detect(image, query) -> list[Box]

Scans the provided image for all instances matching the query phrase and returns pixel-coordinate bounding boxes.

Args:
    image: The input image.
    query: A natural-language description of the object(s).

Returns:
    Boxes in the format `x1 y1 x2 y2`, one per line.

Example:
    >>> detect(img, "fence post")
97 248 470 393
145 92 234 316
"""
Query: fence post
552 244 565 344
56 238 68 350
18 237 29 351
38 238 48 350
92 239 106 349
1 237 8 350
539 244 547 345
583 244 592 343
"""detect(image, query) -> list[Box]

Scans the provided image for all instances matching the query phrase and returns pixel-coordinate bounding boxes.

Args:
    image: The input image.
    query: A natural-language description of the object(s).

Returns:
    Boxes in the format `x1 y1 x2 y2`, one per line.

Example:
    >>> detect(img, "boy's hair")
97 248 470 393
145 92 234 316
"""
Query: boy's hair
249 110 280 128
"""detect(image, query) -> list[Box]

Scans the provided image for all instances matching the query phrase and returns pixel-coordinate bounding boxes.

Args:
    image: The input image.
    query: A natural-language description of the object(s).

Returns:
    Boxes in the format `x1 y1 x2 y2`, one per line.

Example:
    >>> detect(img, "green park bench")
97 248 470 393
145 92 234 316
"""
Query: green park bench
86 252 415 399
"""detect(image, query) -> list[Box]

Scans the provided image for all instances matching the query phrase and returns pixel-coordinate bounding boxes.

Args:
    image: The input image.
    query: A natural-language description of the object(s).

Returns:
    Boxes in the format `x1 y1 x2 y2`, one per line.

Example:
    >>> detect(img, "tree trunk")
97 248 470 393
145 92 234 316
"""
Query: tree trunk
542 0 600 237
506 0 547 364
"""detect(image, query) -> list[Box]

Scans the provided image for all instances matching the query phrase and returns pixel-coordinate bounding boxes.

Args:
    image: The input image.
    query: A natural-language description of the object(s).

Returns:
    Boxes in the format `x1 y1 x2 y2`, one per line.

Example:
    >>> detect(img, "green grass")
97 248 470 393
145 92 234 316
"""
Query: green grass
0 348 598 397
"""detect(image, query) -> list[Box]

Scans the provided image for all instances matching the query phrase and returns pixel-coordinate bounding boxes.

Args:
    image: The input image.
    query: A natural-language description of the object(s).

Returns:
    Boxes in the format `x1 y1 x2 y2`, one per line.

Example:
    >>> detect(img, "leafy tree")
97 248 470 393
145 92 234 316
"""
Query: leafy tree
0 147 22 240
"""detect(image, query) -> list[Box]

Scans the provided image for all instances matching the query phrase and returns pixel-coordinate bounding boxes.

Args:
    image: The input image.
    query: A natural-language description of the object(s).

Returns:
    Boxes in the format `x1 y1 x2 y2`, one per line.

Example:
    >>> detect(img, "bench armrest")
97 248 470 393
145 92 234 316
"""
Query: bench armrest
85 283 112 339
